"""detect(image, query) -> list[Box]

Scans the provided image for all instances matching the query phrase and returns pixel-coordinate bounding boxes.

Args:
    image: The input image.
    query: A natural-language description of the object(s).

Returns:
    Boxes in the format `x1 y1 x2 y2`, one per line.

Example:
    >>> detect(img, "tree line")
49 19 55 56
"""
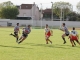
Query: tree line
52 1 80 21
0 1 80 21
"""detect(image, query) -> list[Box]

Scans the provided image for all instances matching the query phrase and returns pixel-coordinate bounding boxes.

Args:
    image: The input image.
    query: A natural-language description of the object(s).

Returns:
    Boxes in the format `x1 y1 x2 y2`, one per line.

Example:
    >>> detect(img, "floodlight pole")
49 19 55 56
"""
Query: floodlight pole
41 3 43 29
51 2 53 21
32 3 33 27
60 7 62 28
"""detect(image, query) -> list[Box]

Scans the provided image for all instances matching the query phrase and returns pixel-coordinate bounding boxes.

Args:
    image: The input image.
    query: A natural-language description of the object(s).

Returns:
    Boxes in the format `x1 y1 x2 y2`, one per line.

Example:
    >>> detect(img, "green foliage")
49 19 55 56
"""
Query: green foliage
53 1 72 18
67 12 80 21
76 1 80 11
0 6 19 19
0 1 19 19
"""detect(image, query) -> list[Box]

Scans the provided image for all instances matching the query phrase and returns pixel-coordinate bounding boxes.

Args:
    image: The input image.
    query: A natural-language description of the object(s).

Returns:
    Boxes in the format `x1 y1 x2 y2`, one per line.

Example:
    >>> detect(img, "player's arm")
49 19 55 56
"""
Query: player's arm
28 29 31 34
76 31 79 39
68 34 71 39
76 34 79 39
59 28 64 32
50 29 53 36
45 31 48 35
19 30 20 34
18 28 20 34
44 28 47 35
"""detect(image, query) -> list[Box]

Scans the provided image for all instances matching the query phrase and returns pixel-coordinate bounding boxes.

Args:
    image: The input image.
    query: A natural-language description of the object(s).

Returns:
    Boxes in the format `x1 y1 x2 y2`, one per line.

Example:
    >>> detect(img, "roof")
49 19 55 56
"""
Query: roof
43 9 52 14
16 3 40 10
21 4 34 9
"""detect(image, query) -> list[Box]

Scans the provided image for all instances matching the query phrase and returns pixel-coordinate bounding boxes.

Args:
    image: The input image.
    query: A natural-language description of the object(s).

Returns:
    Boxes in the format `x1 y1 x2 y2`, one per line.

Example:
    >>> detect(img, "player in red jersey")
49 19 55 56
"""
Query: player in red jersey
69 27 80 47
45 24 52 44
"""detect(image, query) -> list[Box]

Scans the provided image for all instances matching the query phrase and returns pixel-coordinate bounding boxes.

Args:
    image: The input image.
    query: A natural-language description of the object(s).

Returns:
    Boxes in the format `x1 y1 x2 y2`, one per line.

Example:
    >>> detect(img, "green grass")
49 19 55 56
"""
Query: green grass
0 28 80 60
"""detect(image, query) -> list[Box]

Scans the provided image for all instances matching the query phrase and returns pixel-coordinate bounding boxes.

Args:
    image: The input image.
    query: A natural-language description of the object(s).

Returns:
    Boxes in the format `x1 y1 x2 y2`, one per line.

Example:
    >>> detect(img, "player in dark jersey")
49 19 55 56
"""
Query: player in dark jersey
18 25 31 44
10 23 20 42
60 23 69 44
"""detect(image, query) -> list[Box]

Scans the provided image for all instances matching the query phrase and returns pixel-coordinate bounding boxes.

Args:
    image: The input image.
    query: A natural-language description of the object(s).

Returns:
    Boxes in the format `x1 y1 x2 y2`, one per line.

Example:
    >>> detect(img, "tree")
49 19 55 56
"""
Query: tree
53 1 73 20
0 1 14 7
67 12 80 21
0 6 19 19
76 2 80 13
0 1 19 19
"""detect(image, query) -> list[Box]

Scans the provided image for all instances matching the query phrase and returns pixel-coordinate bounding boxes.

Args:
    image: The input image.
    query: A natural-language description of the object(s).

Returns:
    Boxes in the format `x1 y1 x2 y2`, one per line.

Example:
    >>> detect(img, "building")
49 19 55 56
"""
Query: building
42 8 60 21
42 9 52 20
16 3 40 20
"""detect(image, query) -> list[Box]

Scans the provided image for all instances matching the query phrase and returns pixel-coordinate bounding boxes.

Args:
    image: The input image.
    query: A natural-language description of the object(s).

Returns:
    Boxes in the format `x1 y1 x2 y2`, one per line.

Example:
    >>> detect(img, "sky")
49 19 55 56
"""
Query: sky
0 0 80 12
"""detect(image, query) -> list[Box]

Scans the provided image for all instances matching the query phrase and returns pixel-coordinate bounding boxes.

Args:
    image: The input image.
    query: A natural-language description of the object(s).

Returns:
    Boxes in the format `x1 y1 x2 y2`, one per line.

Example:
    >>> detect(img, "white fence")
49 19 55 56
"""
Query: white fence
0 19 80 28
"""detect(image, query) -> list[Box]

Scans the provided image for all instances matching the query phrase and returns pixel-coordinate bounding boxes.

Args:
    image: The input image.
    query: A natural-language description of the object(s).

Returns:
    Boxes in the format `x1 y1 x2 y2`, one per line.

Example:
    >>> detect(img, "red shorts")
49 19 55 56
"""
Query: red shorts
45 31 51 37
70 36 78 41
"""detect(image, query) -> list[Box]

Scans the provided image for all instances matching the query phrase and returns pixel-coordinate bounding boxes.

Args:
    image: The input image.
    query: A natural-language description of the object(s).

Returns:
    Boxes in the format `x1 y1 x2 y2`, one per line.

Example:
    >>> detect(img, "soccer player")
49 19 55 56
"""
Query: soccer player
45 24 52 44
10 23 20 42
69 27 80 47
18 25 31 44
60 23 69 44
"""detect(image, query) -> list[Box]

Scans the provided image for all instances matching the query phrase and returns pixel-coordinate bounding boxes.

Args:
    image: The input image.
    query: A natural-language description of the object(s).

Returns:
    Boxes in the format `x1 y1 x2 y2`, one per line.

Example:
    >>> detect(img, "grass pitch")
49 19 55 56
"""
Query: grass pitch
0 28 80 60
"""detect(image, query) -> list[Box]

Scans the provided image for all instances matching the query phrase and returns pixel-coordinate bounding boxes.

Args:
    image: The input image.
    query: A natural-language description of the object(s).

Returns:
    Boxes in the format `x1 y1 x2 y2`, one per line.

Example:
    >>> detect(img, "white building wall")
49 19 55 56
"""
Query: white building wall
17 9 32 17
31 5 40 20
17 4 40 20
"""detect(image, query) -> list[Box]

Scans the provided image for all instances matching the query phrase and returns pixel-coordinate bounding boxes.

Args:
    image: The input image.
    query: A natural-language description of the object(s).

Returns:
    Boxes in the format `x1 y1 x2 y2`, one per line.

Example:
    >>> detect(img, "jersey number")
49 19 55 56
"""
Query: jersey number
72 31 75 34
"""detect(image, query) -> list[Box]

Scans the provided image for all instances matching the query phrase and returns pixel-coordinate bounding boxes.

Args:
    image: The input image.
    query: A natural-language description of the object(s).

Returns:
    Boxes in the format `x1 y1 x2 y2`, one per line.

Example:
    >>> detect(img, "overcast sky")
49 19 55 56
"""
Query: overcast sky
0 0 80 12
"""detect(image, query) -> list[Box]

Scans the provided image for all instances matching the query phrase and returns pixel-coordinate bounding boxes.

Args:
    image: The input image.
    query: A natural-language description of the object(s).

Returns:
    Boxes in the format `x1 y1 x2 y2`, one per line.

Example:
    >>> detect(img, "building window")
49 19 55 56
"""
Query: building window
26 6 28 8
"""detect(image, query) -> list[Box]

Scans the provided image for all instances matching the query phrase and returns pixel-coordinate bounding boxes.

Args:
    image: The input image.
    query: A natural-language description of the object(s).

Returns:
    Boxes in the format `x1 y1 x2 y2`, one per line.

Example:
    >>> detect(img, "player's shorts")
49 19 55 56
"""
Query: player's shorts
70 36 78 40
65 33 69 36
14 32 18 36
23 33 28 38
45 31 51 38
46 35 50 38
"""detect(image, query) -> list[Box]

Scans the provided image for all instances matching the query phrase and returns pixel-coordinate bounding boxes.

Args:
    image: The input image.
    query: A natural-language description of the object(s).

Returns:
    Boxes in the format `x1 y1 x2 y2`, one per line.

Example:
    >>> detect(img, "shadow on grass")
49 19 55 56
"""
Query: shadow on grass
22 42 71 49
56 44 80 48
23 43 35 45
31 44 71 49
0 30 12 32
0 45 33 49
55 44 71 47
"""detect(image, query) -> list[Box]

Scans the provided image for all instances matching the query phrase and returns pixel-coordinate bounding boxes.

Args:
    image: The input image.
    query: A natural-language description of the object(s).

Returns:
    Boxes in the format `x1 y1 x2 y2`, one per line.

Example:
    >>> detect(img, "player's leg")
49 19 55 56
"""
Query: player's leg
16 34 19 42
18 37 26 44
10 32 16 37
73 40 76 46
18 34 27 44
46 40 48 44
14 32 19 42
70 39 74 47
48 36 52 44
45 36 48 44
70 36 76 46
62 34 66 44
46 35 51 44
10 32 19 42
75 40 80 45
19 35 23 41
48 39 52 44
